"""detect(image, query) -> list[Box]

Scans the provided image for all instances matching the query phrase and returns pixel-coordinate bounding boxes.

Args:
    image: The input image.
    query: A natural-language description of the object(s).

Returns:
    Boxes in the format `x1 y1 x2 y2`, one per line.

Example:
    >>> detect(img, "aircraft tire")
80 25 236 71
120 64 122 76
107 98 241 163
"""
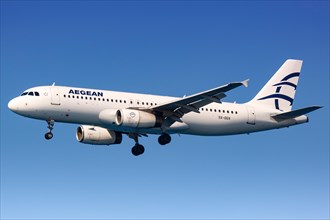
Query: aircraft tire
131 144 145 156
158 133 171 145
45 132 53 140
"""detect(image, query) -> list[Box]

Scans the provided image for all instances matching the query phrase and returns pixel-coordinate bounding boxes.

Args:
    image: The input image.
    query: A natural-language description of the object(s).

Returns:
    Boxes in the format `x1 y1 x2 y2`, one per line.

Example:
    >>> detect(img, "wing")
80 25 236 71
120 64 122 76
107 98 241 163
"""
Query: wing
151 79 249 129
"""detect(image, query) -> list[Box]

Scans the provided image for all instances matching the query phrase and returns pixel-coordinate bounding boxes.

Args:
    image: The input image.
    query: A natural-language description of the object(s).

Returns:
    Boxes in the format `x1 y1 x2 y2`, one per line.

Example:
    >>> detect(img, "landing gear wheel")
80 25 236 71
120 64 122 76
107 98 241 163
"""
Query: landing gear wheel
131 144 145 156
158 133 171 145
45 132 53 140
45 119 55 140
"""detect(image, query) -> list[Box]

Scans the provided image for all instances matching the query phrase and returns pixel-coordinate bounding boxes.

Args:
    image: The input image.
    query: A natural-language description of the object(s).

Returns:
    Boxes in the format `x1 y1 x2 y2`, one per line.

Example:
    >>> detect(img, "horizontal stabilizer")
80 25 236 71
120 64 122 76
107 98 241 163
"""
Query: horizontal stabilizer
272 106 322 120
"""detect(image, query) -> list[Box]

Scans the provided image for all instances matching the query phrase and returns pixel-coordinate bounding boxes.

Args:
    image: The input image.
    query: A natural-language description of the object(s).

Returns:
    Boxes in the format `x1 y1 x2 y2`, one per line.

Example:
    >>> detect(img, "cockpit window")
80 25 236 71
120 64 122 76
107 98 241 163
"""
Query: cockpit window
20 91 40 96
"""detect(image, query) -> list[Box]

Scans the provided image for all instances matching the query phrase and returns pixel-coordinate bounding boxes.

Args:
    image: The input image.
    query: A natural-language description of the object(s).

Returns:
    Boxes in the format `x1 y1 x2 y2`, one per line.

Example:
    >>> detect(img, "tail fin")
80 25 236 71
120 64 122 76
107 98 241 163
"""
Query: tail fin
250 59 303 111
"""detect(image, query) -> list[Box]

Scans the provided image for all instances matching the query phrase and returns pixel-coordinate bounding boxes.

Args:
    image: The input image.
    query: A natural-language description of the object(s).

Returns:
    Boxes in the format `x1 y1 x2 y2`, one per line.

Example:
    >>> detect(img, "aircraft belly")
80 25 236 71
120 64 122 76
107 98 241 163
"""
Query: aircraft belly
181 112 251 136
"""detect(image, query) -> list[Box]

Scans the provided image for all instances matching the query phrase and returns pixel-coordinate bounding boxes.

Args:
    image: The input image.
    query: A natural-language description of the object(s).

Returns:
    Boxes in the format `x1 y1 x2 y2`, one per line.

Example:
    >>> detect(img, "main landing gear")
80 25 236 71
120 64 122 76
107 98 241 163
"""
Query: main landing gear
129 133 145 156
129 133 172 156
45 119 54 140
158 133 171 145
131 144 145 156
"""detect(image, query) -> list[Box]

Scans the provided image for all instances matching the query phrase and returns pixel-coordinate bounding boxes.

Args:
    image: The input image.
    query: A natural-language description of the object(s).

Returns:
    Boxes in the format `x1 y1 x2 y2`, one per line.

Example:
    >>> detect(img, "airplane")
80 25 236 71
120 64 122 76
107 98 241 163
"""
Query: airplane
8 59 322 156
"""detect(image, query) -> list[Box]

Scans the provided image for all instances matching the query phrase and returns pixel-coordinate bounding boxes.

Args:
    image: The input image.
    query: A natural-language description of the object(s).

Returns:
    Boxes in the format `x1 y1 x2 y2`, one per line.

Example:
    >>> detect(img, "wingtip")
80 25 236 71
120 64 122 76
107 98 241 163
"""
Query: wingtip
313 105 323 110
242 79 249 87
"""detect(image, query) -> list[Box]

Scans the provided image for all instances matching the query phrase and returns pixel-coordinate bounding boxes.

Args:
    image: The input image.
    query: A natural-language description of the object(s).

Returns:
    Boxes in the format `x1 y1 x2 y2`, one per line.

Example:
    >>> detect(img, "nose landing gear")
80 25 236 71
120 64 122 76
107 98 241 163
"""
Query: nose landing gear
45 119 55 140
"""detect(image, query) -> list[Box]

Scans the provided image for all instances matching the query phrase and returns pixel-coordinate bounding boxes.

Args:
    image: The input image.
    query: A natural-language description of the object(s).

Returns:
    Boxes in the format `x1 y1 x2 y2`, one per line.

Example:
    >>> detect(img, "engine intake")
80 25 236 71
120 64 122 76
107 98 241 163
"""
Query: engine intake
76 125 122 145
116 109 162 128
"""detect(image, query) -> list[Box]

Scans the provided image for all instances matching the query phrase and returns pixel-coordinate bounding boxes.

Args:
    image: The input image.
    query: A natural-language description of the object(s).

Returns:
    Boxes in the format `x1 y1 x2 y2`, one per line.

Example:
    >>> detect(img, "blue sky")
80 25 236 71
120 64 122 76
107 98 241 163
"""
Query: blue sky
1 1 329 219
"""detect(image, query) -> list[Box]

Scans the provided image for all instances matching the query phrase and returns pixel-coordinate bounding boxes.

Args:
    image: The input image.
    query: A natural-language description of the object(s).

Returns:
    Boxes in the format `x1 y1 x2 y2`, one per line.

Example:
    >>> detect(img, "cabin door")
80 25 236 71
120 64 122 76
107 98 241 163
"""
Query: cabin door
50 87 61 105
246 106 255 125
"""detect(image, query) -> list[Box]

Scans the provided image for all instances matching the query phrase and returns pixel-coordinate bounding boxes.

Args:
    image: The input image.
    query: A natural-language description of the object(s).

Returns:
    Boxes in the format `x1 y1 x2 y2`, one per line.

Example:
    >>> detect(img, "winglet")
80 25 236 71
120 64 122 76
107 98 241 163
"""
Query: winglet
242 79 249 88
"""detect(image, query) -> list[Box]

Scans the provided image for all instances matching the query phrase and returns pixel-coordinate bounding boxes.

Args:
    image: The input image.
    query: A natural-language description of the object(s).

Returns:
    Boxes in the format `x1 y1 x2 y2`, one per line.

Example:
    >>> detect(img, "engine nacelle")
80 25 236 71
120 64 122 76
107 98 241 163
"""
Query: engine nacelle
115 109 162 128
76 125 122 145
99 109 117 125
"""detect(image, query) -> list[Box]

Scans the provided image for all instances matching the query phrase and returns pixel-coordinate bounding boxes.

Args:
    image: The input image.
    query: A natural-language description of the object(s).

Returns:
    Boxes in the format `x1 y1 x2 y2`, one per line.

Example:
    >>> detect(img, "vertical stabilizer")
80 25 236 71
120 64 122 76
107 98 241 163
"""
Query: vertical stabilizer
250 59 303 111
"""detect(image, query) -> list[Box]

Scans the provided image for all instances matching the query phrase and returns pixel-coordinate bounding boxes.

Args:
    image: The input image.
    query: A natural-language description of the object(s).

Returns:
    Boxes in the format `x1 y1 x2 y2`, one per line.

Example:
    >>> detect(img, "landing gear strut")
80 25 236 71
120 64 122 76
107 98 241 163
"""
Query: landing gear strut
158 133 171 145
45 119 54 140
129 133 145 156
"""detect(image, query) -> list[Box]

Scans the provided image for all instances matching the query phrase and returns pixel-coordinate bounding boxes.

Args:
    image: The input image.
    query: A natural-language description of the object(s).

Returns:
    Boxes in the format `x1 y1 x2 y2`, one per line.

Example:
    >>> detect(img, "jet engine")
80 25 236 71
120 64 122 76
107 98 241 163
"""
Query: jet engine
99 109 117 125
76 125 122 145
115 109 162 128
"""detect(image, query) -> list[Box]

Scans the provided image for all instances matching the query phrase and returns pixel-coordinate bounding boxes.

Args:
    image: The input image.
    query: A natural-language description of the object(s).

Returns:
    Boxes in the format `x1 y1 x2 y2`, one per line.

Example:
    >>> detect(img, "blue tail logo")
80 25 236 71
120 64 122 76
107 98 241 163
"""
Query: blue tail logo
258 72 300 110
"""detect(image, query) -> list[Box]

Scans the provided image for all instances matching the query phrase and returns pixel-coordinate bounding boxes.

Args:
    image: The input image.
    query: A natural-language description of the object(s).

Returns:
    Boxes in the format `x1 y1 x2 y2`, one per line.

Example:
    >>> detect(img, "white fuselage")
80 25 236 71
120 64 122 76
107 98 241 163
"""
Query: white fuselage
8 85 308 136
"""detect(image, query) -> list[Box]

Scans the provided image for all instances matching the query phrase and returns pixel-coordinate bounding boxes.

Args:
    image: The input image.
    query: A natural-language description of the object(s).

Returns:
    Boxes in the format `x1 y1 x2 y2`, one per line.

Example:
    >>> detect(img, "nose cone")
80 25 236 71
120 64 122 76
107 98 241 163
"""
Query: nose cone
8 98 18 112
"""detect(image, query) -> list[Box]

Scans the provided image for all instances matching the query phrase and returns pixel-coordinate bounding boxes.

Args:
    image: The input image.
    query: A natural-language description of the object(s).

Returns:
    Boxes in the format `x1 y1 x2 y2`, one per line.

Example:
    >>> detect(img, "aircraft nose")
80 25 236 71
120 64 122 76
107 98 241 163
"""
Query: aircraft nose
8 98 18 112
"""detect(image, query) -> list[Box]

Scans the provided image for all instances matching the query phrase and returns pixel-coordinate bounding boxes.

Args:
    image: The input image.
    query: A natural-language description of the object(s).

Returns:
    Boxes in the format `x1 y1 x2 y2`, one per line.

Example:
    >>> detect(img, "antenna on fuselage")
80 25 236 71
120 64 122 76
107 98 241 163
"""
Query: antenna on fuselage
52 82 56 86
